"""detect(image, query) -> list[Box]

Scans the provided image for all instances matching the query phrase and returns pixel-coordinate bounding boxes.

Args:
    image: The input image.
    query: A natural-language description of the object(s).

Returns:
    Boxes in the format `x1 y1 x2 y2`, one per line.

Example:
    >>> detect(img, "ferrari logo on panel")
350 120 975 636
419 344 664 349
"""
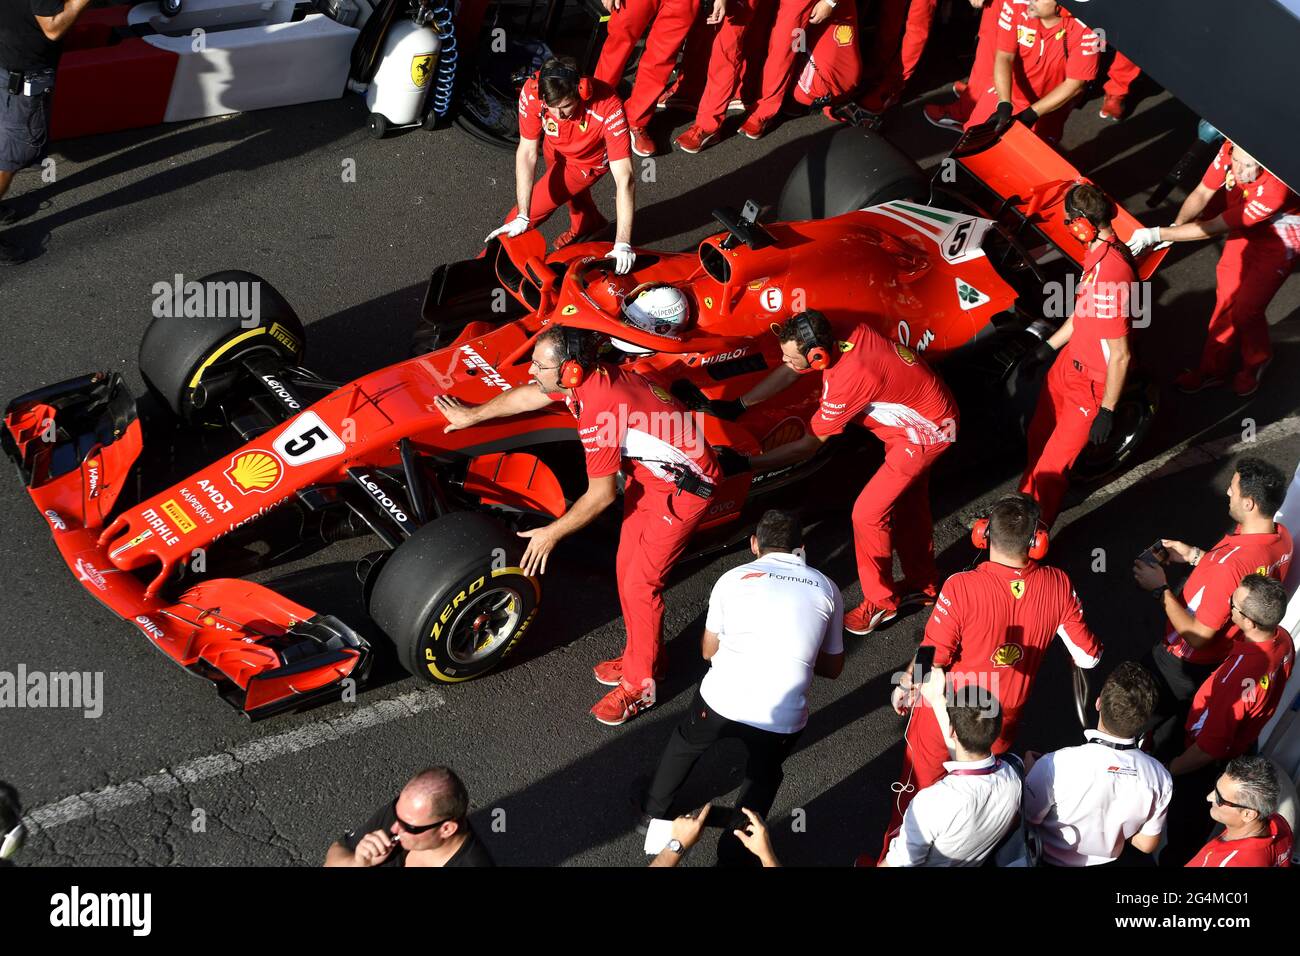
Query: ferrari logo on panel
562 305 578 315
833 25 853 45
1009 579 1026 599
992 643 1024 667
411 53 435 89
226 451 283 494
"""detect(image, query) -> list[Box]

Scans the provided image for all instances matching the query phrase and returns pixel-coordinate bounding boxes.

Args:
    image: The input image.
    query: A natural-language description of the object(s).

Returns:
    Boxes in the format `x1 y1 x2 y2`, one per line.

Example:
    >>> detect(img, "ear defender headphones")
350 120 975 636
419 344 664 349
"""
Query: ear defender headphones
794 312 832 371
539 61 591 101
0 821 24 861
1063 181 1116 246
558 327 589 389
971 496 1049 560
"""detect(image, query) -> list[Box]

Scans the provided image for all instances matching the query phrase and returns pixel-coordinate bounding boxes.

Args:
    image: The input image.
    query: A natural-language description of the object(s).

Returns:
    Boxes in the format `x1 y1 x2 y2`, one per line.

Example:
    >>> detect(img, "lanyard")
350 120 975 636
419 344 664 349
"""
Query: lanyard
947 759 1002 777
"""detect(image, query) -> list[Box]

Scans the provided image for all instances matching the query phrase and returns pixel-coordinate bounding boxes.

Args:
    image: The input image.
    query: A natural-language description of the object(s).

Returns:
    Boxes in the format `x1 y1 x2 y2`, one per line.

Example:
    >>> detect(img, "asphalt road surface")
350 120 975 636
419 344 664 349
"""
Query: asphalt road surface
2 27 1298 866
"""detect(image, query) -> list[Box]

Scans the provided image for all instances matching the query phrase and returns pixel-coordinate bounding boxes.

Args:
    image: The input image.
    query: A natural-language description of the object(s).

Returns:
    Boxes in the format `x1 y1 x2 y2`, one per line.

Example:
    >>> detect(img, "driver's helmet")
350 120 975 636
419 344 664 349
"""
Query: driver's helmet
619 283 691 338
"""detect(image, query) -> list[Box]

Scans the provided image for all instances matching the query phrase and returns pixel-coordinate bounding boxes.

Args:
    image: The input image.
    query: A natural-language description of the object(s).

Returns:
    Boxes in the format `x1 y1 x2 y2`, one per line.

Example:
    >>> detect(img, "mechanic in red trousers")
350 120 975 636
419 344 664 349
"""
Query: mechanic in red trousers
487 58 636 268
789 0 862 119
1018 183 1135 528
1099 50 1139 121
1128 142 1300 398
877 493 1102 859
434 323 722 726
925 0 1024 131
855 0 938 123
593 0 725 156
721 312 958 634
965 0 1099 147
736 0 843 140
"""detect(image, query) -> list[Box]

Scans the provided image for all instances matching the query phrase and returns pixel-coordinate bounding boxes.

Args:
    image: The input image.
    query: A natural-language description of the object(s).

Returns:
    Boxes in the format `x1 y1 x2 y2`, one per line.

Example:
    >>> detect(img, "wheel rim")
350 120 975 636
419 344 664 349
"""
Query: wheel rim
443 587 524 665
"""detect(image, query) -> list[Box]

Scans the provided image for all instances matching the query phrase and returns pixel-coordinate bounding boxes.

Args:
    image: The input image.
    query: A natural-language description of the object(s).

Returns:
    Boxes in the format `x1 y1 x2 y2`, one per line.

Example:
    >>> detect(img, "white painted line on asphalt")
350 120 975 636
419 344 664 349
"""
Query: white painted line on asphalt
25 689 446 831
1070 415 1300 515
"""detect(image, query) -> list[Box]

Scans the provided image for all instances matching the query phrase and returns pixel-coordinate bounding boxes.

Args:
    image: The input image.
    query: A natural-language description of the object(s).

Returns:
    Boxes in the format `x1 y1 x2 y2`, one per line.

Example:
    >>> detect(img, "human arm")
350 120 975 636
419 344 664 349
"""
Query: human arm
610 157 636 247
748 431 825 471
733 808 781 867
701 627 721 661
517 473 618 575
739 364 801 409
434 385 556 432
324 830 394 867
649 804 710 867
34 0 94 41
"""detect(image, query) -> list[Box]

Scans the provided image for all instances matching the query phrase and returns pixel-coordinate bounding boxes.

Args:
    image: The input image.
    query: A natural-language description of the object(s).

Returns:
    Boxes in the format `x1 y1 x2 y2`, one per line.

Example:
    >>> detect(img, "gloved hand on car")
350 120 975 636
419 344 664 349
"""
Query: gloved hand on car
485 215 530 243
714 446 751 477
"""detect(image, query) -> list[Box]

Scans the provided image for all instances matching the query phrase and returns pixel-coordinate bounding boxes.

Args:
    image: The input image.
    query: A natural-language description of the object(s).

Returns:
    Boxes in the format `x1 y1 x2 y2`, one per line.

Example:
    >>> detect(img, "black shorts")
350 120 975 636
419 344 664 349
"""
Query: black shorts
0 87 53 174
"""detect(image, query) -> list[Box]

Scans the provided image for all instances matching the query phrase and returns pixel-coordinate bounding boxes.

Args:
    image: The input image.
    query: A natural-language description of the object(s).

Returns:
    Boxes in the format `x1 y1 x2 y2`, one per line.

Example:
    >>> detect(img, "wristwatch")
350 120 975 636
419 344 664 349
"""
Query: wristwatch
667 839 685 855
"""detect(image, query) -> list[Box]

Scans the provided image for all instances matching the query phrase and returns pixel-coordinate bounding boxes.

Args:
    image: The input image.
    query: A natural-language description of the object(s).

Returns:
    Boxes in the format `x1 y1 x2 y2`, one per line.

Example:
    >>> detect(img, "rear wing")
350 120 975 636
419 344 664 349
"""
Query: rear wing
948 120 1168 282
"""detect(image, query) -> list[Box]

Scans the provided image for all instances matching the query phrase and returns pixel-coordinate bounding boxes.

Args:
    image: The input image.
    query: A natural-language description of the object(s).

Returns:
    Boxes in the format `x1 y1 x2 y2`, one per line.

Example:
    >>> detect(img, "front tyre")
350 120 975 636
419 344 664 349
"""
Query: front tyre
368 512 541 682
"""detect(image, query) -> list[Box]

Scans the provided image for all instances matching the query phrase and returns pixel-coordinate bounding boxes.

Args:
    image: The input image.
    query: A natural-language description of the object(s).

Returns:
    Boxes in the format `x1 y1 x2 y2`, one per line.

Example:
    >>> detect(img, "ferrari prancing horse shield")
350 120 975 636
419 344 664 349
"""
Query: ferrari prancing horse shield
411 53 435 89
1009 579 1026 599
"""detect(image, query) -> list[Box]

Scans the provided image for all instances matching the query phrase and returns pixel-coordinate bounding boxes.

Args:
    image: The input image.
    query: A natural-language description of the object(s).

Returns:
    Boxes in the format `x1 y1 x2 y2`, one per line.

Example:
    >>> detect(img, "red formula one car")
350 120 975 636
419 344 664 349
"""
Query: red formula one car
3 122 1164 718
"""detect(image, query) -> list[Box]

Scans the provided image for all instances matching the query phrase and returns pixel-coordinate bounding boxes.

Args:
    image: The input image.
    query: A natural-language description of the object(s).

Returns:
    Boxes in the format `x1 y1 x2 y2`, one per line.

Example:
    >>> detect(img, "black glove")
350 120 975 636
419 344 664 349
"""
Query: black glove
1088 407 1114 446
715 446 751 477
994 100 1014 132
704 398 747 421
1014 106 1038 127
1028 339 1056 369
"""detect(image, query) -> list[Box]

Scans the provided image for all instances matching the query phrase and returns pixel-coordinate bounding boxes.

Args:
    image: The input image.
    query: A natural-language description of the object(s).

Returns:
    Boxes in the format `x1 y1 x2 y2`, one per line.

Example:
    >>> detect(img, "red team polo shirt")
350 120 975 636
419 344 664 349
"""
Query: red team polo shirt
1186 815 1294 868
1184 625 1295 761
918 560 1103 753
1201 141 1300 251
994 2 1099 110
1065 240 1136 384
563 365 721 494
517 76 631 169
810 324 959 446
1162 523 1294 665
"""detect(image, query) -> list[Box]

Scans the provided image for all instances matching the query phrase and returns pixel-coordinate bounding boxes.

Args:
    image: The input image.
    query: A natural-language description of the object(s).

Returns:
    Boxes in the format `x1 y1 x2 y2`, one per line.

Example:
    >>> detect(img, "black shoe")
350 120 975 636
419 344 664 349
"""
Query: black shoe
0 204 16 226
0 237 29 265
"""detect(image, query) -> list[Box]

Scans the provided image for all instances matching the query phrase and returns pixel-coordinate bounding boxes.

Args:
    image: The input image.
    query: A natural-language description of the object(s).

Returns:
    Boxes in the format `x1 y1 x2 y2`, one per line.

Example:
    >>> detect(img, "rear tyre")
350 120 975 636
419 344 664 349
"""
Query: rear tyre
368 511 541 683
777 126 928 221
138 270 306 421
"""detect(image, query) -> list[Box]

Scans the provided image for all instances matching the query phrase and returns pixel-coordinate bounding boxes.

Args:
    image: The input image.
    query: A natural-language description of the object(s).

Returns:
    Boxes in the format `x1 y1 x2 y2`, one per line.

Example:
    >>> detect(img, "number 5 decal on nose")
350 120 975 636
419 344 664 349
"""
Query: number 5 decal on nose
273 411 347 465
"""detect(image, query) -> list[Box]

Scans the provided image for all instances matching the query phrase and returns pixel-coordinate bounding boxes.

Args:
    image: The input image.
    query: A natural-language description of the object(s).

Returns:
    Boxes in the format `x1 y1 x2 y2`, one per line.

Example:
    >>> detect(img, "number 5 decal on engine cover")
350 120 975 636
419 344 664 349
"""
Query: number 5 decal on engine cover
273 411 347 465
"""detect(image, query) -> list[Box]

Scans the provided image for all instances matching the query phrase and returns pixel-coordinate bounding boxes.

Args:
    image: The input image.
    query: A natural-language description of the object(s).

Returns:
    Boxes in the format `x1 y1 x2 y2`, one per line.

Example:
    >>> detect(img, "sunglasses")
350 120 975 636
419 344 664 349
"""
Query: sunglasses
392 799 454 835
1229 598 1257 627
1211 786 1251 812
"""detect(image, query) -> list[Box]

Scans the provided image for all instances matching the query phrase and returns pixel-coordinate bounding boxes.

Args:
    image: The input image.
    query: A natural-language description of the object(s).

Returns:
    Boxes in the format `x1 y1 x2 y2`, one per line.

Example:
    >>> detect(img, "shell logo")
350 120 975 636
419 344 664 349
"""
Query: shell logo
833 24 853 46
991 643 1023 667
649 384 673 404
225 450 283 494
894 342 917 365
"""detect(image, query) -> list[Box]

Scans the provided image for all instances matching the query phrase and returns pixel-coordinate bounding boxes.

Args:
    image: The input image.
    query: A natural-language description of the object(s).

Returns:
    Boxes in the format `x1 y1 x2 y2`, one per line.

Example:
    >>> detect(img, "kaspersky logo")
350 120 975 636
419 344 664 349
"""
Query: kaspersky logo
225 450 283 494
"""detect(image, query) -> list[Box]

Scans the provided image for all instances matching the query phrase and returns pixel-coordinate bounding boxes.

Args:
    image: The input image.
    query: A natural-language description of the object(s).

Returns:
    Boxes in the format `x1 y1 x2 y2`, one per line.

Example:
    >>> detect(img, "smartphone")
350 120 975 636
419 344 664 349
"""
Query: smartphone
912 645 936 686
703 805 750 831
1137 540 1169 567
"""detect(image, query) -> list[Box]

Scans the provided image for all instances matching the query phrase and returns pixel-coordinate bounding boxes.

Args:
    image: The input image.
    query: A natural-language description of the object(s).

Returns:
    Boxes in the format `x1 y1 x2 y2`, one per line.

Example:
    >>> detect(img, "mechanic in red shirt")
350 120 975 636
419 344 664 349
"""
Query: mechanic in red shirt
1129 142 1300 397
487 59 637 271
878 493 1102 855
434 323 722 726
1162 575 1295 865
1133 458 1293 761
724 312 958 634
1018 184 1135 528
925 0 1021 132
593 0 725 157
1186 756 1294 868
965 0 1099 146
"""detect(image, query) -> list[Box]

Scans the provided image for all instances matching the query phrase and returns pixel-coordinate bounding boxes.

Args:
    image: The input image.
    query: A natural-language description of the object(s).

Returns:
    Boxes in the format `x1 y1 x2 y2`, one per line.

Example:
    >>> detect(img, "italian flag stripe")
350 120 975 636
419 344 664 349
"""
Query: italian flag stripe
889 201 958 225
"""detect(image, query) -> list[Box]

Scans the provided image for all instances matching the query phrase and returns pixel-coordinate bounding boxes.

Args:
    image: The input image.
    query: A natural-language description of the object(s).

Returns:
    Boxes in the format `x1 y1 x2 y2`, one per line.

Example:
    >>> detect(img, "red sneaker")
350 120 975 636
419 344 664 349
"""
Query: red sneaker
923 102 964 132
591 681 655 726
843 600 897 636
738 114 769 140
675 125 718 154
593 656 623 686
1233 359 1271 398
897 582 940 607
1098 95 1126 122
554 215 611 249
629 126 656 157
1174 368 1225 394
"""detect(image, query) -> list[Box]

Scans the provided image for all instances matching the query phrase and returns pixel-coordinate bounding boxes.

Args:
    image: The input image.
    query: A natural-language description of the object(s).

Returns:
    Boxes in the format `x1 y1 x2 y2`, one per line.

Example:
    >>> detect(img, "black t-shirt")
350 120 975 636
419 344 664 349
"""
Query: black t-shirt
0 0 66 73
342 803 495 868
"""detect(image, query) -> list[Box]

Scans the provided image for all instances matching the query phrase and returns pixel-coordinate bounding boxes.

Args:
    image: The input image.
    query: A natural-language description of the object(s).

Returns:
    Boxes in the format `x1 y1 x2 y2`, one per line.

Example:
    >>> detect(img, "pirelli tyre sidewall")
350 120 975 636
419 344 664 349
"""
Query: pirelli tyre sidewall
368 511 541 683
138 270 306 420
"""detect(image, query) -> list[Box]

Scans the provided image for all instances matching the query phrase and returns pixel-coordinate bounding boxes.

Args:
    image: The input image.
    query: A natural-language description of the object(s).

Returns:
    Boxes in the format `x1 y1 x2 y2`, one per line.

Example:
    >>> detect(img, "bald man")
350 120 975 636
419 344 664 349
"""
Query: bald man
325 767 495 867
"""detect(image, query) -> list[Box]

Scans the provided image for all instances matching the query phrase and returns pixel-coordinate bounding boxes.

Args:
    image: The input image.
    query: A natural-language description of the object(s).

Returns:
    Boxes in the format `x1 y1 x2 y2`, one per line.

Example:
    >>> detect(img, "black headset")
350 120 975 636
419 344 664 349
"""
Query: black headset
1063 181 1116 246
538 60 590 101
793 311 832 370
558 327 592 388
